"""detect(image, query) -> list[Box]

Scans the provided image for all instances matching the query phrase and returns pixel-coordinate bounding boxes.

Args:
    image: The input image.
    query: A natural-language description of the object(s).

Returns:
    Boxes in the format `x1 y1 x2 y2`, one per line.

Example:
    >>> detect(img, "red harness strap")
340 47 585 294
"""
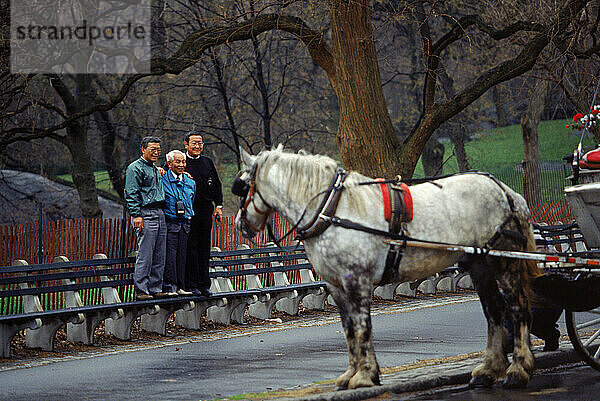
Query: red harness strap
376 179 392 220
400 183 413 223
377 179 413 223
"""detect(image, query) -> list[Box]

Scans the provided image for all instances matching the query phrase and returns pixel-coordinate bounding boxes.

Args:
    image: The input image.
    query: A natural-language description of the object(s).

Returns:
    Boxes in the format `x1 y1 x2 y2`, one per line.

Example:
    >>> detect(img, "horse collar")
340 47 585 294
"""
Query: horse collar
296 168 348 240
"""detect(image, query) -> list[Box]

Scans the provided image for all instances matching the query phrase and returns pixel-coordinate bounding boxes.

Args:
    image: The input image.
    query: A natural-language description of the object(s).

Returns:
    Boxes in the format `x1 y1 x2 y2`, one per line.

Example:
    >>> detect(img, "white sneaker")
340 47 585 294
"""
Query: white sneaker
177 289 193 296
167 291 178 297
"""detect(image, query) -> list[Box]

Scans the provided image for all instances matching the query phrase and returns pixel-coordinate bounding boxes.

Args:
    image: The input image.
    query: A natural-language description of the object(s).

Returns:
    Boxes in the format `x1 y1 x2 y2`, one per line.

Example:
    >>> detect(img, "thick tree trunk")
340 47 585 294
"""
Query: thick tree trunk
437 69 470 172
50 75 103 218
329 0 401 178
399 114 440 177
521 80 548 207
449 122 470 172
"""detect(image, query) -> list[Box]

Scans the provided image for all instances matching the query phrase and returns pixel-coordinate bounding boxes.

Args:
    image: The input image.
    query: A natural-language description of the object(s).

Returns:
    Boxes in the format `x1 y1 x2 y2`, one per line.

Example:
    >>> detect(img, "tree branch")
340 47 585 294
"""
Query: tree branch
430 0 588 131
422 14 547 113
1 13 332 148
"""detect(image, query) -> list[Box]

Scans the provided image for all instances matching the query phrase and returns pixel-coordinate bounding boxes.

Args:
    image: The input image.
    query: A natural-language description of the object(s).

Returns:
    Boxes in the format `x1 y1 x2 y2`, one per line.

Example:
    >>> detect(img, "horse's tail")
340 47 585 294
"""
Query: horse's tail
514 209 544 289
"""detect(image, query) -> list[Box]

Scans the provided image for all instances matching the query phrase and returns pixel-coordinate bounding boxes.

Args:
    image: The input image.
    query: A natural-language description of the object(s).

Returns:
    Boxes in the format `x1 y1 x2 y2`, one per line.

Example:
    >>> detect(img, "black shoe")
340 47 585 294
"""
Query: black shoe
190 288 203 296
200 288 212 297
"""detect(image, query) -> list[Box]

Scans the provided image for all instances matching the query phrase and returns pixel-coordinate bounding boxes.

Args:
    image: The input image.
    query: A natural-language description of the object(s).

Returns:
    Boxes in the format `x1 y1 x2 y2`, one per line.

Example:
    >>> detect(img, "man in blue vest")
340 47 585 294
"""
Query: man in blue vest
162 150 196 296
124 137 167 300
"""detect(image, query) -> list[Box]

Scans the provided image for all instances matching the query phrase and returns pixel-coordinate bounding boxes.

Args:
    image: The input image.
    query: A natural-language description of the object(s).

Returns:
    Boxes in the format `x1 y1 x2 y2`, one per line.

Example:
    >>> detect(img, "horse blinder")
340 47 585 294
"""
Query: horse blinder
231 176 250 198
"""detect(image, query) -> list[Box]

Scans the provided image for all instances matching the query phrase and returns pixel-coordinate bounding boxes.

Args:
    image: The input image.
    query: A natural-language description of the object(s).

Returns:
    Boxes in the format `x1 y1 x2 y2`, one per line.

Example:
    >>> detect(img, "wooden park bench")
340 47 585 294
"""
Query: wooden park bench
0 243 326 358
0 241 471 358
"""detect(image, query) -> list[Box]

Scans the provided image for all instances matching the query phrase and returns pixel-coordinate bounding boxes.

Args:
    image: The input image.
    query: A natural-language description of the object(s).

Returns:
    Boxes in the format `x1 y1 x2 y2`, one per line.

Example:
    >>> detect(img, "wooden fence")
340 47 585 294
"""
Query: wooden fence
0 214 296 266
0 214 300 315
529 199 574 224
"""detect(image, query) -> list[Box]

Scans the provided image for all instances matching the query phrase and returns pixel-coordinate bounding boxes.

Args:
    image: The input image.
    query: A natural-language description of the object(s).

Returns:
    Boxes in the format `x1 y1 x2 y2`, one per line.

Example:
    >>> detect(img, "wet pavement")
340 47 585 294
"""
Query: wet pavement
282 340 584 401
0 293 583 400
393 362 599 400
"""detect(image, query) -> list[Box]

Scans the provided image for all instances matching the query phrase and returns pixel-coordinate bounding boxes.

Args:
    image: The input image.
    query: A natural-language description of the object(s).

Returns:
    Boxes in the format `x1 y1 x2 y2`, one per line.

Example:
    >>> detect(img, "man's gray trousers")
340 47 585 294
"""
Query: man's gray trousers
133 207 166 294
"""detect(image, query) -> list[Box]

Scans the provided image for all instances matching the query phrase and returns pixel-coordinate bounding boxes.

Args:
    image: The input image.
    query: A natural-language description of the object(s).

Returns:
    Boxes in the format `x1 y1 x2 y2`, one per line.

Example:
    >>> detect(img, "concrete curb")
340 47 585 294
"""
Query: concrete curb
278 345 582 401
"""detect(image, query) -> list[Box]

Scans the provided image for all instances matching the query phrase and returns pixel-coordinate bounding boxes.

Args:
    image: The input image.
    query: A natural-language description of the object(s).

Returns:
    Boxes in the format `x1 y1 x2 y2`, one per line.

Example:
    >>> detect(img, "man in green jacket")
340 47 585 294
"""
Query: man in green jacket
125 137 167 300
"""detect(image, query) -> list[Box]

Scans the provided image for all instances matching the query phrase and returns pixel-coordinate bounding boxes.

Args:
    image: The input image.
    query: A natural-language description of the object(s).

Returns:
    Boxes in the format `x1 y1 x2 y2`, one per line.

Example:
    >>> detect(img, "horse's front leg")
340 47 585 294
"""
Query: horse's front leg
341 275 380 389
468 258 510 387
347 294 380 390
328 285 358 390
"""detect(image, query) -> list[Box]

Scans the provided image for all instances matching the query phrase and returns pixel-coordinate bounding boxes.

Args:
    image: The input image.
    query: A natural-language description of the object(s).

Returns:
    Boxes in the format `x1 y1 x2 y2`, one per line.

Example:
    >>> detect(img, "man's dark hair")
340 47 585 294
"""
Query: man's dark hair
141 136 161 149
184 131 203 143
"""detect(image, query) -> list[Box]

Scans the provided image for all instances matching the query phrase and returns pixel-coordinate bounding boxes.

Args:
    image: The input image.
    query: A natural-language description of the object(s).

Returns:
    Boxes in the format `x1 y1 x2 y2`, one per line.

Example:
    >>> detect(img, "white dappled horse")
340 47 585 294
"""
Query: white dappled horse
233 146 541 390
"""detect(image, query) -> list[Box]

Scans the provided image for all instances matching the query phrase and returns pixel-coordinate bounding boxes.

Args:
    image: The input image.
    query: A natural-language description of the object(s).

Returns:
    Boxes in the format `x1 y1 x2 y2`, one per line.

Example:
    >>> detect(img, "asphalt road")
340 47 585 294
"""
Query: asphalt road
0 297 569 400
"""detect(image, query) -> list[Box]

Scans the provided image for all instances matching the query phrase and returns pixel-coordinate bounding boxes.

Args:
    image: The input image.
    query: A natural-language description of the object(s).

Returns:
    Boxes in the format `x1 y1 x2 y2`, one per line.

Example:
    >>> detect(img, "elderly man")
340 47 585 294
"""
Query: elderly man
184 131 223 296
124 137 167 300
162 150 196 296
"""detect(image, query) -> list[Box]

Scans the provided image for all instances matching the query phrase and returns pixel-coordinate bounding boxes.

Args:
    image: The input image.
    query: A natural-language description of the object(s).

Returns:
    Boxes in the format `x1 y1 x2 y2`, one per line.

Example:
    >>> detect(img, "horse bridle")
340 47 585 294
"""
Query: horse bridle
232 167 274 234
232 165 349 246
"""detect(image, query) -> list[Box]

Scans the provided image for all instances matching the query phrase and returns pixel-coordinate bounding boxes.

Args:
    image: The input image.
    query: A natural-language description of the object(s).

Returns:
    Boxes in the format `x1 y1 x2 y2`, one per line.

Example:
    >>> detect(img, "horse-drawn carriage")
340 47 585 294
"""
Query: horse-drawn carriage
544 150 600 372
231 144 600 390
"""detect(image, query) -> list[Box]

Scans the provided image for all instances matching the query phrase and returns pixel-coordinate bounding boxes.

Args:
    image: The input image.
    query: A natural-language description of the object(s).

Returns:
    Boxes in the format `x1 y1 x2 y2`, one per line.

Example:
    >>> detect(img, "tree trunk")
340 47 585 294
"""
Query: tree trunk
211 50 242 169
521 80 548 207
437 68 470 172
449 121 470 172
251 35 272 149
421 137 445 176
50 75 103 218
64 122 103 218
329 0 401 178
492 86 509 127
95 109 125 200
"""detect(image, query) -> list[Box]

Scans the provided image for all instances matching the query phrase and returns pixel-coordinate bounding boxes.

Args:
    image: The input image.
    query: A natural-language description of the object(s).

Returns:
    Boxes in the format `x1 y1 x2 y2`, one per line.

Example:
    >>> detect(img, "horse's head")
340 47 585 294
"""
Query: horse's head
233 148 274 239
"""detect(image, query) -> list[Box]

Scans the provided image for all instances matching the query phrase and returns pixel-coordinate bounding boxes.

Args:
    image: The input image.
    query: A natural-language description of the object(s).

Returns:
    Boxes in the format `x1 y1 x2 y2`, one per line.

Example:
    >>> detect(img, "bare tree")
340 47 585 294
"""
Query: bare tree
3 0 600 219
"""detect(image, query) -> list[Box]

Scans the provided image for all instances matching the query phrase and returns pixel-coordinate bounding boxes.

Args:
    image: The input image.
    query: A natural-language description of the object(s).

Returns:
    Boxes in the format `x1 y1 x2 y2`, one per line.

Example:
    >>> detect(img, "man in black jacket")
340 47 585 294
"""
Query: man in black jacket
183 131 223 296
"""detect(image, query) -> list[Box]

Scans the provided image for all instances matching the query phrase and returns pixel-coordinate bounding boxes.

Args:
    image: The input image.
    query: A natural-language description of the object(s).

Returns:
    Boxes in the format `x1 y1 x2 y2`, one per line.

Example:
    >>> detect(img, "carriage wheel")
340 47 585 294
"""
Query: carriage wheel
565 308 600 371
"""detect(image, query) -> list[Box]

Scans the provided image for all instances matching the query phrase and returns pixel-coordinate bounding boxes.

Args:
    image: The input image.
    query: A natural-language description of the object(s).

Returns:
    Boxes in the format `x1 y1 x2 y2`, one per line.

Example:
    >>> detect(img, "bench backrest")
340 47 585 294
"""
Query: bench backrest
0 244 313 314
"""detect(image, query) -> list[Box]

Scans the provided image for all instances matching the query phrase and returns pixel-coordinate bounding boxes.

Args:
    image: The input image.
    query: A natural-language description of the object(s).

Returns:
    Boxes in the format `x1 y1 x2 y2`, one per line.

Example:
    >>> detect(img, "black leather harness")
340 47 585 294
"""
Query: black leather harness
296 169 348 240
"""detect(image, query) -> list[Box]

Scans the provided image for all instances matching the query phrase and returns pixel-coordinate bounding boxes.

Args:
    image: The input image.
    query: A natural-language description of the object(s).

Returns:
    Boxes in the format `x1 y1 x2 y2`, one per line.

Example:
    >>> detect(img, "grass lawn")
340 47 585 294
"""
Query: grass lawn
412 119 597 177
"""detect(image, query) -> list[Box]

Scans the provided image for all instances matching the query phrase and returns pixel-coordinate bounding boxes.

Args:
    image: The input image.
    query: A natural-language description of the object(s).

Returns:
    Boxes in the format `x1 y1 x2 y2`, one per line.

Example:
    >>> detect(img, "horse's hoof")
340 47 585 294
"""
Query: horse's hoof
334 370 354 390
469 375 495 388
334 380 349 391
502 373 529 388
348 371 377 389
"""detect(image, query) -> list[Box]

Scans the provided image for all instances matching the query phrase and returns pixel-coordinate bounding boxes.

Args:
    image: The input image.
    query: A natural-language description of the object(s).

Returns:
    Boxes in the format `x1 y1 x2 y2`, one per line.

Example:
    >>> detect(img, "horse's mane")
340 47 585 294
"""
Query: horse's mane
255 145 374 216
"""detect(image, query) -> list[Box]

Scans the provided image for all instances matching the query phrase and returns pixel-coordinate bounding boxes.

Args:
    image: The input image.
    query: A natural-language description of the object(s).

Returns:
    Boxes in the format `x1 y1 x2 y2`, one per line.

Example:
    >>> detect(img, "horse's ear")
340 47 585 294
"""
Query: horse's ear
239 147 256 169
